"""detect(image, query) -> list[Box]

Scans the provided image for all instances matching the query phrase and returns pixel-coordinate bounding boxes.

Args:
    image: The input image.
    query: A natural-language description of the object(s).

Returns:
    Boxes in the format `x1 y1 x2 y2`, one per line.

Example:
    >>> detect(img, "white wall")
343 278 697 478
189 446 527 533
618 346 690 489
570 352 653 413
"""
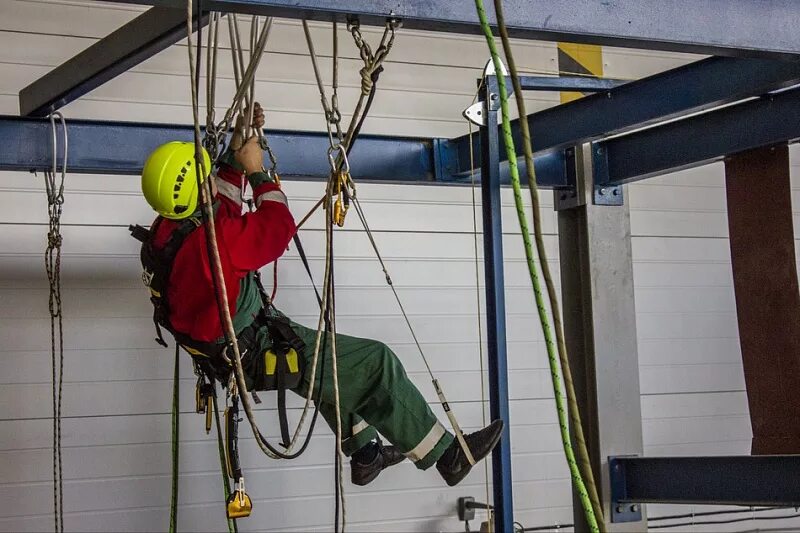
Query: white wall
2 1 799 532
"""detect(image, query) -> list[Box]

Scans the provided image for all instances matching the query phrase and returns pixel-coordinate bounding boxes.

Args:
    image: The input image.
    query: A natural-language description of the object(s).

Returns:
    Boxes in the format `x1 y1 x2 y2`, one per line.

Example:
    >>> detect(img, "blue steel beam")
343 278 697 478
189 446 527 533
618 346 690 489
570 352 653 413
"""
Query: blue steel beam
610 456 800 509
594 88 800 186
19 7 208 117
514 75 625 93
0 115 570 187
453 57 800 175
0 116 435 181
101 0 800 58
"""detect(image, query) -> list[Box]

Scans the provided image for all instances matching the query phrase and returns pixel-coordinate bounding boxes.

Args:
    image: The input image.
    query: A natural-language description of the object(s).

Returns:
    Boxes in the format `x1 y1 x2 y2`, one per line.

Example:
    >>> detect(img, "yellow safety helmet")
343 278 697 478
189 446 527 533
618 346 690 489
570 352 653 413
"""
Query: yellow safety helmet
141 142 212 220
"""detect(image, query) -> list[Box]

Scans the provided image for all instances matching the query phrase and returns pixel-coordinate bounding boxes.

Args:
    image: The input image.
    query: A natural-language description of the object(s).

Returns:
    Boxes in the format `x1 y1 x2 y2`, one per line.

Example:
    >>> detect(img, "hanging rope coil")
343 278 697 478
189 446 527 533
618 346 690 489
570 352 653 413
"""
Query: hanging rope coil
44 110 67 533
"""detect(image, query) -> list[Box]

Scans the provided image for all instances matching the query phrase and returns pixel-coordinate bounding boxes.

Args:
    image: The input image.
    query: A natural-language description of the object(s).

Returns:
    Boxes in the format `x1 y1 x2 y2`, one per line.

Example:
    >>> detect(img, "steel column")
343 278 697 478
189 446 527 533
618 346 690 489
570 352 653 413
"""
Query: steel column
556 145 645 531
479 76 514 533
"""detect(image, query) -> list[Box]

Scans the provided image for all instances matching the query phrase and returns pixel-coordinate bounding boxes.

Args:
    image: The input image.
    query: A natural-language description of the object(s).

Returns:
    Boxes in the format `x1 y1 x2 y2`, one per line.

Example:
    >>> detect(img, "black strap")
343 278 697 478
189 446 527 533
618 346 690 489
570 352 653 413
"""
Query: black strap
275 350 291 448
225 398 242 480
293 234 322 306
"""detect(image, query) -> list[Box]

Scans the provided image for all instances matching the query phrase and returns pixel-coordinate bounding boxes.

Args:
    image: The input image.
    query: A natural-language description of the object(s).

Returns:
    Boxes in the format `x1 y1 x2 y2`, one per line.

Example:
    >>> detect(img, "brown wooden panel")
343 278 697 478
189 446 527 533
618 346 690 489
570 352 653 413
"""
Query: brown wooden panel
725 144 800 454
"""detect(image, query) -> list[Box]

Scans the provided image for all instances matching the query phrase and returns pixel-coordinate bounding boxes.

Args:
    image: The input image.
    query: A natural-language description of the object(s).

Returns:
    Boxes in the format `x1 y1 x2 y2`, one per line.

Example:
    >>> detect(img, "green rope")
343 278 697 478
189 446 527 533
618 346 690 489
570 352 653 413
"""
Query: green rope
492 0 605 528
169 346 180 533
472 2 600 531
213 390 238 533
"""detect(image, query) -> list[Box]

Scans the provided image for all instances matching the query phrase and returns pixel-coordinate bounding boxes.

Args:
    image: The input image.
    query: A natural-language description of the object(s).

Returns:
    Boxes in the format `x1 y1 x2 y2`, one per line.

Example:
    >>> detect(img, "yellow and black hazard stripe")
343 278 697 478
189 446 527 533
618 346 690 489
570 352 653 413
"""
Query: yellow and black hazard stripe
557 43 603 103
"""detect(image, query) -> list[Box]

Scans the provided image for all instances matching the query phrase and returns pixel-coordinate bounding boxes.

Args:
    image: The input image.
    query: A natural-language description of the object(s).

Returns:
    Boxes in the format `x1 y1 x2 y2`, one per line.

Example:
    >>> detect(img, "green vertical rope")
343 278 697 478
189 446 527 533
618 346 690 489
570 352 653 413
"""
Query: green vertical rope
213 391 238 533
169 345 180 533
492 0 605 528
472 2 600 531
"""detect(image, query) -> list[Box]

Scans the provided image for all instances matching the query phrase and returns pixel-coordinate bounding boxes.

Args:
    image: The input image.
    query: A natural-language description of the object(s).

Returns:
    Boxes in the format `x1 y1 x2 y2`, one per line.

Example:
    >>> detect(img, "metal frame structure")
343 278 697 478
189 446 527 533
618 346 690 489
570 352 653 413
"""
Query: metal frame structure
8 1 800 532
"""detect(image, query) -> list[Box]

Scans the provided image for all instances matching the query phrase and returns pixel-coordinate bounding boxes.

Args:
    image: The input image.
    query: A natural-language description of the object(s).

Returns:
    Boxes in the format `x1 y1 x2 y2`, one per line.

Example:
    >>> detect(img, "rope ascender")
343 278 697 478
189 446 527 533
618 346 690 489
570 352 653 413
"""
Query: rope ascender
44 111 67 533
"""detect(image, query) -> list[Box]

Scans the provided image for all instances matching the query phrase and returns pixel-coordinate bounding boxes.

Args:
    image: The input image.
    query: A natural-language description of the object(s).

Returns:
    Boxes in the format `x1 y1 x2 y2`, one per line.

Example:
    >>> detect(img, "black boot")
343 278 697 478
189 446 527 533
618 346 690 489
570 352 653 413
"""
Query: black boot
436 419 504 487
350 439 406 486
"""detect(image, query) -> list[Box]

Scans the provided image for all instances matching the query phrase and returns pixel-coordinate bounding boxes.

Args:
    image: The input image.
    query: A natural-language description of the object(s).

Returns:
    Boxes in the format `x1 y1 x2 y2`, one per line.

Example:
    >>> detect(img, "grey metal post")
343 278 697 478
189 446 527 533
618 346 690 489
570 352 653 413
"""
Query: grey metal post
556 144 646 531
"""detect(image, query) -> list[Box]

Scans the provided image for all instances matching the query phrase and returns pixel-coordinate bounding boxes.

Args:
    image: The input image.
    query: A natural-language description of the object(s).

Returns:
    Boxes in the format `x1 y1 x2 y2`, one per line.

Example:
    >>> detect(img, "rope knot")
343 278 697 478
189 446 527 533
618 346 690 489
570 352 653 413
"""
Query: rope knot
359 67 374 96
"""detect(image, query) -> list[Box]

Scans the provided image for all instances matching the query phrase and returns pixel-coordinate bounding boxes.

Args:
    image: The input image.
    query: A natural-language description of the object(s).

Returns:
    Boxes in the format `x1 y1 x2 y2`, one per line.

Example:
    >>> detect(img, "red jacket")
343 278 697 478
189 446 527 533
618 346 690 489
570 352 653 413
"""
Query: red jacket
151 164 296 342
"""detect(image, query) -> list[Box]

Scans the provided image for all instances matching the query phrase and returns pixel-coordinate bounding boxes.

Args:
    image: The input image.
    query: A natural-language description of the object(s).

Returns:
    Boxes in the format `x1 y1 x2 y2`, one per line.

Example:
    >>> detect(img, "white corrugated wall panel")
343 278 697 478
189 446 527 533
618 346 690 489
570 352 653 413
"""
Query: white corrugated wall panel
3 1 799 532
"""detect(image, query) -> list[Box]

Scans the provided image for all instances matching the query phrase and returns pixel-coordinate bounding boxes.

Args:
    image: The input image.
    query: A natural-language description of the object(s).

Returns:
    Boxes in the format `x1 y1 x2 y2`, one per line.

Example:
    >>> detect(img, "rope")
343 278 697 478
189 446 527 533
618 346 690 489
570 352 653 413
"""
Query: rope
472 1 599 531
169 345 180 533
44 110 67 533
349 197 476 465
304 15 477 467
187 4 327 464
492 1 605 528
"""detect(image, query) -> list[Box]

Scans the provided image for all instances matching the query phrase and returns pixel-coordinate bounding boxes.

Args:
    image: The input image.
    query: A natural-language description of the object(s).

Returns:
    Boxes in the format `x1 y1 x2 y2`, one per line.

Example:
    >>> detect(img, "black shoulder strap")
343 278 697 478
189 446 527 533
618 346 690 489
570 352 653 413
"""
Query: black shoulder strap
130 216 202 348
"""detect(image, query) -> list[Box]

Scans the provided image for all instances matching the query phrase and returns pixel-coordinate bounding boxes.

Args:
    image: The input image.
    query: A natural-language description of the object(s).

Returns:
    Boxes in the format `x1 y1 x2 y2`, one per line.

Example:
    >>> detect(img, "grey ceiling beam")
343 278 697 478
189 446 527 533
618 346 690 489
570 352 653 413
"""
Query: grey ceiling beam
100 0 800 58
19 7 207 117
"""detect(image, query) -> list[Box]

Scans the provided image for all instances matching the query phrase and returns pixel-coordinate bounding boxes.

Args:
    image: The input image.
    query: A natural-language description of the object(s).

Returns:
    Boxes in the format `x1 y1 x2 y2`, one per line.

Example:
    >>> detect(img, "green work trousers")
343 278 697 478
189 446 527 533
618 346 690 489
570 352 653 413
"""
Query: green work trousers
244 318 453 470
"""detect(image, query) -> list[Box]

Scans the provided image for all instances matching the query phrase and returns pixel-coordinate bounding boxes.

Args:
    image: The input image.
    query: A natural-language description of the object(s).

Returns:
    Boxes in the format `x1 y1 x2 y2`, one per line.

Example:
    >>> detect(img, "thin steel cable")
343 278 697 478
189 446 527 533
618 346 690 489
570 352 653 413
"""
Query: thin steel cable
492 0 605 528
349 196 475 465
44 111 67 533
472 0 599 531
466 108 492 531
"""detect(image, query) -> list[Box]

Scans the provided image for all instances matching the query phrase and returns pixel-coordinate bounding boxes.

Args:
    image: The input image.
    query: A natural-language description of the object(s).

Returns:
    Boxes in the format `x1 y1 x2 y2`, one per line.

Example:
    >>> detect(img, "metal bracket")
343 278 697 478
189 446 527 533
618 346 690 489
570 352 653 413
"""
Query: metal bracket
463 101 486 127
463 60 507 127
483 58 508 77
554 147 583 211
592 143 623 205
609 456 644 523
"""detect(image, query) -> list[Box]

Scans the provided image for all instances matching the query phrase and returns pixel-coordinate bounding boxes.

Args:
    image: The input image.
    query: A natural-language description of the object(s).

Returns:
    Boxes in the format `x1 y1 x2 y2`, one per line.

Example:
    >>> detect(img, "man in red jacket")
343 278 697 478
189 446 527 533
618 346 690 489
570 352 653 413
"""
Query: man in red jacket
136 104 502 487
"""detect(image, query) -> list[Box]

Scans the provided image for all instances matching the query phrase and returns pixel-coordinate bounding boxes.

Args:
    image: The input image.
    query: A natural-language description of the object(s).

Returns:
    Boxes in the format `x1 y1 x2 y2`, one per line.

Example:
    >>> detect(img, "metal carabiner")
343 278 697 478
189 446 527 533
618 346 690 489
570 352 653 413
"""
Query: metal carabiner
327 144 351 175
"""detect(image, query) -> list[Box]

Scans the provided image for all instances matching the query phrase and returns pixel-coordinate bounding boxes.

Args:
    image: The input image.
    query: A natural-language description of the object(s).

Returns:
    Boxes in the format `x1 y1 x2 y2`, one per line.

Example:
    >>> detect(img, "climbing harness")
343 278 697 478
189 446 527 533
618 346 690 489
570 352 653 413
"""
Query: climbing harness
473 0 601 531
44 111 67 533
